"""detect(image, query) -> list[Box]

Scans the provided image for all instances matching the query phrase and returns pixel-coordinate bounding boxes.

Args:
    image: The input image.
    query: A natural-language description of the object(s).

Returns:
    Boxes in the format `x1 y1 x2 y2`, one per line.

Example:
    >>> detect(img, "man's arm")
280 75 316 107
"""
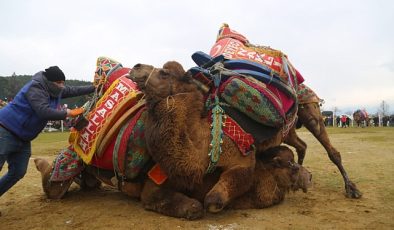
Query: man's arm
61 85 95 98
26 84 67 120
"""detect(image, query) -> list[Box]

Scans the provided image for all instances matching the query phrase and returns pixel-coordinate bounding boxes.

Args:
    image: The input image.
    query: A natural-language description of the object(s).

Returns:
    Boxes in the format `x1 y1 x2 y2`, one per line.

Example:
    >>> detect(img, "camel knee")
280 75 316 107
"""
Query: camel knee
305 118 321 136
205 166 254 213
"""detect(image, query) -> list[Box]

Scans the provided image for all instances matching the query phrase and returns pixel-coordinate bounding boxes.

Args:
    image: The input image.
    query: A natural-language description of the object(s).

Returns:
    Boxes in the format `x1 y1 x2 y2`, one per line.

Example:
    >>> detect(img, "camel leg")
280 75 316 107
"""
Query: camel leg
204 166 254 213
298 103 362 198
284 126 307 165
73 169 101 190
141 180 204 220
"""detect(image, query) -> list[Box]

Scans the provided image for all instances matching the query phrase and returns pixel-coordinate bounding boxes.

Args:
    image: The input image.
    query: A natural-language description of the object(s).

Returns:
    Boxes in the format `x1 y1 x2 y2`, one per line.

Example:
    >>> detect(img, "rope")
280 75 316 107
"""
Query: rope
145 68 156 87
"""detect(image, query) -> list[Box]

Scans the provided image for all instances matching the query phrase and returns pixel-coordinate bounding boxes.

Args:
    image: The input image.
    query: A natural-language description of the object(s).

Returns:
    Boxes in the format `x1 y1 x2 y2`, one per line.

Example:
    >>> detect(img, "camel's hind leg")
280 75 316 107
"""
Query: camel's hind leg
297 103 362 198
284 126 307 165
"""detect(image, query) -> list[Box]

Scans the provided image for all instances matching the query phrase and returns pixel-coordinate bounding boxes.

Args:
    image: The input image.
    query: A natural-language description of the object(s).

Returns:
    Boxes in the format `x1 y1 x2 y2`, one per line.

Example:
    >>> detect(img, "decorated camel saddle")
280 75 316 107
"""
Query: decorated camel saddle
189 24 306 143
50 57 150 182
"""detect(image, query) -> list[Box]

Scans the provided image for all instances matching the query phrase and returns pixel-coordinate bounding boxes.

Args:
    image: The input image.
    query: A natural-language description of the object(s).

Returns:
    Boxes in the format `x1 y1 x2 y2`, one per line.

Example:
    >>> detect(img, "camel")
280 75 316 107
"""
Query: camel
130 61 258 213
34 55 360 219
130 61 304 212
131 61 361 199
284 103 362 198
34 145 311 219
353 109 370 127
34 60 311 219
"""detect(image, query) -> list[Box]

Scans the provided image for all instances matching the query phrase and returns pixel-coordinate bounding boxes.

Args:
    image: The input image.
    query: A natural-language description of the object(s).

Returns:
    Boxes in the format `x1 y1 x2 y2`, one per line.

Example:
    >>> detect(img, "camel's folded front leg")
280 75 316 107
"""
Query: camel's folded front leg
141 180 204 220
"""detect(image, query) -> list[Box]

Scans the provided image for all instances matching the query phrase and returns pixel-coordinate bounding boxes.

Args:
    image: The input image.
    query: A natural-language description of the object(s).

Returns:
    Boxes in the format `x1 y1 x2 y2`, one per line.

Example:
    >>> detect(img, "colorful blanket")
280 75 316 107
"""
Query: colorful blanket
72 76 141 164
191 24 302 130
212 23 304 87
51 106 149 182
70 57 143 164
50 147 83 182
297 83 321 104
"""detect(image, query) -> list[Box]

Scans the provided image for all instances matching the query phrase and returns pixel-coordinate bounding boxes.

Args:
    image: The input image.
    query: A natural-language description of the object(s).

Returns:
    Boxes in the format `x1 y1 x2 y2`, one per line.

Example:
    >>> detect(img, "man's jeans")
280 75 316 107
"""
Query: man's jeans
0 126 31 196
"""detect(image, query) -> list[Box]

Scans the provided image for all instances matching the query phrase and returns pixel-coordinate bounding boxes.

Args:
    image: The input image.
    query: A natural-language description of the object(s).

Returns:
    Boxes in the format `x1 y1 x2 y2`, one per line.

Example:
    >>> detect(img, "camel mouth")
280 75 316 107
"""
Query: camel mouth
129 63 154 83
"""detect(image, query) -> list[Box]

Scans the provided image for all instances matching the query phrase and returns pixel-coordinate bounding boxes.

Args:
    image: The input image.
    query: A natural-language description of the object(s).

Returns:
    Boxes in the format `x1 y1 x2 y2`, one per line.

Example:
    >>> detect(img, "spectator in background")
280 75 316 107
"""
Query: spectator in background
0 66 95 197
341 115 347 128
346 117 350 127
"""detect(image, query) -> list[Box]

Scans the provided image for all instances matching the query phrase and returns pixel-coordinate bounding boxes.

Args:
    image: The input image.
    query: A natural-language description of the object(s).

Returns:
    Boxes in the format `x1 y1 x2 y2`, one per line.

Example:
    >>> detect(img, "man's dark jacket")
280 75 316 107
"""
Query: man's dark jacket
0 71 94 141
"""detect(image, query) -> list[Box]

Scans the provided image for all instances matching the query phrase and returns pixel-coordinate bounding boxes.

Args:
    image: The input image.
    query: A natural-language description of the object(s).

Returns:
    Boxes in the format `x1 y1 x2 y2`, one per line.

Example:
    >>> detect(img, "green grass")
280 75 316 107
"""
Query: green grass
32 131 70 157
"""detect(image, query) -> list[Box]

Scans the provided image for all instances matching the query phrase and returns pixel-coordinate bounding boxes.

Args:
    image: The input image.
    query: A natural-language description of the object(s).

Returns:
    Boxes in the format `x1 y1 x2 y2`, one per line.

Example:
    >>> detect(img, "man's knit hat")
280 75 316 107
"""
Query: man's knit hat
44 66 66 82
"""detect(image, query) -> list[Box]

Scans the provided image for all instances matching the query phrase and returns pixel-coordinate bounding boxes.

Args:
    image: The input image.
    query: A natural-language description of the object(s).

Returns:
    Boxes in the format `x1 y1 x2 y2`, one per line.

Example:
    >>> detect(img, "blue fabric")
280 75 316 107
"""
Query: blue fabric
0 126 31 196
0 81 60 141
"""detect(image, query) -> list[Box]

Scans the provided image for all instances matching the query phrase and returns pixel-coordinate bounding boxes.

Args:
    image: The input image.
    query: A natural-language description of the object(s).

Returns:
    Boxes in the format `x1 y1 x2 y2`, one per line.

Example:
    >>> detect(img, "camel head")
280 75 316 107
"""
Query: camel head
129 61 196 103
261 146 312 193
34 158 72 199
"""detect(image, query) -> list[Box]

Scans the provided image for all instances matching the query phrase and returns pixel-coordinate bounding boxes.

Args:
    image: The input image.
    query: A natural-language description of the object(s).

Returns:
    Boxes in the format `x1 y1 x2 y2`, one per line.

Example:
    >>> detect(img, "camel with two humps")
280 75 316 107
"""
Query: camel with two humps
130 61 261 213
133 60 361 199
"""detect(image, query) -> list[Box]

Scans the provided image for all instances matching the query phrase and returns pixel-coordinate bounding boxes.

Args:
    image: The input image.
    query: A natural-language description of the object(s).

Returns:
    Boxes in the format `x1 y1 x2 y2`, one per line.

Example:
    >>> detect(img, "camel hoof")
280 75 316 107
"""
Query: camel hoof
345 182 363 199
204 193 225 213
184 201 204 220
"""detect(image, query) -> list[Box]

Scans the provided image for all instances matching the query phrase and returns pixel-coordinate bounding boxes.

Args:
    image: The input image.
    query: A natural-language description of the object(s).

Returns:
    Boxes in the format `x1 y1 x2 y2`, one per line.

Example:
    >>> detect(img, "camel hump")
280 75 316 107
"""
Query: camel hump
163 61 186 77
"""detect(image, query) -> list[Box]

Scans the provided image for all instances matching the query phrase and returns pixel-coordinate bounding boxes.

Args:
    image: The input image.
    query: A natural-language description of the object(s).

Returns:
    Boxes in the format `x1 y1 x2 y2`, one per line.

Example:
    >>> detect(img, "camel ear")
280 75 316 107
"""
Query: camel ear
163 61 185 77
34 158 50 173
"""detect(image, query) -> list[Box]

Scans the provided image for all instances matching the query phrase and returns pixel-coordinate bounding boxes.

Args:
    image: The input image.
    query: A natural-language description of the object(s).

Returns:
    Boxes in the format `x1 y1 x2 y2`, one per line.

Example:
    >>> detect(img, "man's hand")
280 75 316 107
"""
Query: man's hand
67 107 85 117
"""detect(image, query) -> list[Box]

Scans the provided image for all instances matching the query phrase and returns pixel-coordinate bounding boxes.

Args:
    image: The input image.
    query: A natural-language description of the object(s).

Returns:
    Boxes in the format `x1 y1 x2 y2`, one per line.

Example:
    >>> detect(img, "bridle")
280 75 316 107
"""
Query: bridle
145 67 156 87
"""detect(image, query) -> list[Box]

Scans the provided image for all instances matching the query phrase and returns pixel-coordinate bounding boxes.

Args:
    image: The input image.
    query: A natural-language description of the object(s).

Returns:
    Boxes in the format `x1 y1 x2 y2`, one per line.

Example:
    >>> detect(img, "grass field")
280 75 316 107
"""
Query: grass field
2 127 394 229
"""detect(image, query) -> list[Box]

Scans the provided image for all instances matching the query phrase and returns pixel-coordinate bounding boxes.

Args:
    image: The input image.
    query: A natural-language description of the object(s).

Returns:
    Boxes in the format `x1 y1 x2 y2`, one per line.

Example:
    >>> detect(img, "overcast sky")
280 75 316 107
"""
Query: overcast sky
0 0 393 114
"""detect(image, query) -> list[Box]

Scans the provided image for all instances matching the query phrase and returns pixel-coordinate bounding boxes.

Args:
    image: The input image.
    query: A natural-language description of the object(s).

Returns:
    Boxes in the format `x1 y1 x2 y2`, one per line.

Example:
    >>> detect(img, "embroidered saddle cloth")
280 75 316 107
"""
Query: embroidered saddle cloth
50 105 149 182
69 57 143 164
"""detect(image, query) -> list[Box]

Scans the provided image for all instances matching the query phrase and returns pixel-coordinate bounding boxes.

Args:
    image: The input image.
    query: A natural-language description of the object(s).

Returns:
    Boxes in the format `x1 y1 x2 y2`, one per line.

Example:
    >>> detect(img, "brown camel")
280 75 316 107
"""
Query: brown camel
34 145 311 219
284 102 362 199
34 60 311 219
130 61 361 199
353 109 370 127
130 61 257 213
